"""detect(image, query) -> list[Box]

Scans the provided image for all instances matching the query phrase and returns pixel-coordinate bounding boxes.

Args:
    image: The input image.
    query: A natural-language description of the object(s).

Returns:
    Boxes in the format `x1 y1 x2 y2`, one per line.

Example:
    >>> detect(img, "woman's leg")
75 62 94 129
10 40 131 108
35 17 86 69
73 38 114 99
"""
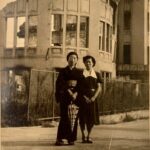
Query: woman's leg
81 127 86 142
79 121 86 142
86 124 94 143
55 102 70 145
79 103 87 143
86 102 95 143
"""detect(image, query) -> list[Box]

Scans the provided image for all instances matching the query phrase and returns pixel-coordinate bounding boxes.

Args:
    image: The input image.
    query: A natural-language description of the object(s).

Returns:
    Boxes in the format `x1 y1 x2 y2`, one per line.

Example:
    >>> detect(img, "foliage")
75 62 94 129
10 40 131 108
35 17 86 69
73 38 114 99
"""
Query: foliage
99 80 149 115
1 70 149 126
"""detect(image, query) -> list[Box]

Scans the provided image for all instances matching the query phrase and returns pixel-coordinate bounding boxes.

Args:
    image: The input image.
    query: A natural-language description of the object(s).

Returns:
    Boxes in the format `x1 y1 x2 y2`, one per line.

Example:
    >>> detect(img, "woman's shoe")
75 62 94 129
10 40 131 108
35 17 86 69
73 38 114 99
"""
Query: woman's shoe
87 137 93 143
82 139 87 143
55 140 64 146
82 136 86 143
68 141 74 145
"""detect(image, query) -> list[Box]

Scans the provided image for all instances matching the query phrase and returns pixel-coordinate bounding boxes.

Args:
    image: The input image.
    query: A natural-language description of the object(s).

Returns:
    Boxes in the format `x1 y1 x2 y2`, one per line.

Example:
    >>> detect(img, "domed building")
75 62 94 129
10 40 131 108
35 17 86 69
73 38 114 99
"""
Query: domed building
0 0 119 123
1 0 119 78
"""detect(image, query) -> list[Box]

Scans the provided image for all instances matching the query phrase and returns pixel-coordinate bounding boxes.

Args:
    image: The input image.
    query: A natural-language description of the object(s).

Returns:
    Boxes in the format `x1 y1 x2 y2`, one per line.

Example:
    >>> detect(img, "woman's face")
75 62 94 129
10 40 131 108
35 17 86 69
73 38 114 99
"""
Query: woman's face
84 58 93 70
68 54 78 67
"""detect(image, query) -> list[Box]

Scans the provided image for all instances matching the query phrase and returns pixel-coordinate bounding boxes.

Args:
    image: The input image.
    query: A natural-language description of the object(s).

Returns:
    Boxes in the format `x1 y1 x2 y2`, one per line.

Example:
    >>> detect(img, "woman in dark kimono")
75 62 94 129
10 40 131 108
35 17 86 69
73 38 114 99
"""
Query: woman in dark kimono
55 52 80 146
78 55 103 143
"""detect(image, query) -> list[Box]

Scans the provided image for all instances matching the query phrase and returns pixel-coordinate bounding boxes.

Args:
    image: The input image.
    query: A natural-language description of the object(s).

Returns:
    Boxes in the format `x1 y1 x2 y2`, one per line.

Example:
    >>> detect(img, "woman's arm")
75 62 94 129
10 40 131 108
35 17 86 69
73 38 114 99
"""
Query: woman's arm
55 71 65 103
90 83 102 102
67 89 78 101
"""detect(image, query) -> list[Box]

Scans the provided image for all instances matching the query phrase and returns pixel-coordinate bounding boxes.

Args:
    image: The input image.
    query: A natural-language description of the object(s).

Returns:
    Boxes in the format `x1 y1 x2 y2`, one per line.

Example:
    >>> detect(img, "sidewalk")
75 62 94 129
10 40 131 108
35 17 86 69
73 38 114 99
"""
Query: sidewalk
1 119 150 150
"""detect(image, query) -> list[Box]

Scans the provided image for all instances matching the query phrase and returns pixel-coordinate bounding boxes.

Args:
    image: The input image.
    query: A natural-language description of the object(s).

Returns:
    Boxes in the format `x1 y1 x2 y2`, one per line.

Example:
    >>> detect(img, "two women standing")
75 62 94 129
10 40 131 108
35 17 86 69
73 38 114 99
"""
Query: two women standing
55 52 102 145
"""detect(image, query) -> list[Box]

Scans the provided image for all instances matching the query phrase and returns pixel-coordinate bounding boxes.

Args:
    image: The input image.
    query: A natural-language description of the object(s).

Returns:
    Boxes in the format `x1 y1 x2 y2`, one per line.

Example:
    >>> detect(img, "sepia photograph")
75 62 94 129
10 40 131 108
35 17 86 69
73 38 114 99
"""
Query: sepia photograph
0 0 149 150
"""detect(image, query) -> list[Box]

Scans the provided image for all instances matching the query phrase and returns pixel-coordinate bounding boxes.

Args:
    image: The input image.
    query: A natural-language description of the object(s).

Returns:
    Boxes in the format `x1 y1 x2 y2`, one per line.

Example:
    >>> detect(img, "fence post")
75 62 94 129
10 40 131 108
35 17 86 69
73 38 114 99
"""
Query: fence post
103 73 106 93
101 74 106 115
52 71 55 121
130 82 133 111
27 69 32 122
113 81 116 114
122 81 124 112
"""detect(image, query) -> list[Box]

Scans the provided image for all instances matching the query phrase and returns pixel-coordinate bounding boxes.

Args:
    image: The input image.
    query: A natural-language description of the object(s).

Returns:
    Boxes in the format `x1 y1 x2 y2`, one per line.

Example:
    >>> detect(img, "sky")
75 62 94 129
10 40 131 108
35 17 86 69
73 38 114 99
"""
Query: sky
0 0 16 10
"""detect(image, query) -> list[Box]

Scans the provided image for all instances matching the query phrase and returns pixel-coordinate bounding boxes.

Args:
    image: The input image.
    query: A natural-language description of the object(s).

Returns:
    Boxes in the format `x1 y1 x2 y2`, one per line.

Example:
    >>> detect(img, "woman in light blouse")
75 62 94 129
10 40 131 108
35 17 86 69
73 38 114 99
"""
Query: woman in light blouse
78 55 103 143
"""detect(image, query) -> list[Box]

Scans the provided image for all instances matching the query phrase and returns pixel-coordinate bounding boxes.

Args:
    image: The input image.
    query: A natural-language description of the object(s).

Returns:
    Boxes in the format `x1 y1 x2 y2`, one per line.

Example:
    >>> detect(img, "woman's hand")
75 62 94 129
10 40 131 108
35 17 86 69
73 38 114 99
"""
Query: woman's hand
67 89 77 101
83 95 96 103
72 92 78 101
90 83 102 102
83 95 91 103
90 96 96 102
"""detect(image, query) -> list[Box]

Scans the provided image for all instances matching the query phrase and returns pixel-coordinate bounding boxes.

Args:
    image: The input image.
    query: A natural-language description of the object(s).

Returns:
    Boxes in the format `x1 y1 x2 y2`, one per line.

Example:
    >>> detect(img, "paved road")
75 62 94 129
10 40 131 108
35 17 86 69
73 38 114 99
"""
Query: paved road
1 119 150 150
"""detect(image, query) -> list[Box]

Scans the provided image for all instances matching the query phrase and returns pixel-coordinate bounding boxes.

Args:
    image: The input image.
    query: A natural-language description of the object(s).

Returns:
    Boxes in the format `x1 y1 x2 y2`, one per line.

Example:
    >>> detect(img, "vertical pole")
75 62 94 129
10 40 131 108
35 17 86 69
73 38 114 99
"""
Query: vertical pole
27 69 32 121
103 73 106 115
112 80 115 114
122 80 124 112
52 71 55 121
130 82 133 111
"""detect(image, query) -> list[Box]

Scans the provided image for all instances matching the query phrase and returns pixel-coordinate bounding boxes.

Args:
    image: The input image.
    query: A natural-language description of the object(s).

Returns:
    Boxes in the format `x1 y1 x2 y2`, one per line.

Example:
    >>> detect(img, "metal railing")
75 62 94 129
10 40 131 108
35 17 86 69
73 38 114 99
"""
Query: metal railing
1 69 149 126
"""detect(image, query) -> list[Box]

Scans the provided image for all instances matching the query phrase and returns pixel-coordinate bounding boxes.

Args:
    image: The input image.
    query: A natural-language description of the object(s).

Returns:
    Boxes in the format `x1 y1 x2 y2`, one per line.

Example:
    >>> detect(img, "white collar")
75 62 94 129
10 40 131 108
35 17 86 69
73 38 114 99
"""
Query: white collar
83 69 97 78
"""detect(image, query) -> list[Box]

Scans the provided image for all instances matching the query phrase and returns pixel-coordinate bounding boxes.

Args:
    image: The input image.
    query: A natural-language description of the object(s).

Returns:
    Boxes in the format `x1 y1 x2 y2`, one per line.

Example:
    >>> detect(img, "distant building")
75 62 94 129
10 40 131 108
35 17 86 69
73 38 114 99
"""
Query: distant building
0 0 119 90
117 0 149 82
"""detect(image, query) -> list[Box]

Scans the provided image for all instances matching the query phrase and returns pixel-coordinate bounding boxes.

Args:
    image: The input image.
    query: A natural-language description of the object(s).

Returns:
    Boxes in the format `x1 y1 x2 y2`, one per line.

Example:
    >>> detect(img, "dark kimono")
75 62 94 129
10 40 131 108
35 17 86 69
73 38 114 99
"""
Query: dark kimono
55 66 80 142
78 70 103 131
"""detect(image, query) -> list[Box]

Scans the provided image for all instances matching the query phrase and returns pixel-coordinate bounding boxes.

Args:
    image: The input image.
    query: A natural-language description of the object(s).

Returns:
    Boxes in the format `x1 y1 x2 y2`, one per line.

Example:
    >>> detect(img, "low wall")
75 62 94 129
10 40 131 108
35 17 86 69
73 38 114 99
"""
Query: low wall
100 110 149 124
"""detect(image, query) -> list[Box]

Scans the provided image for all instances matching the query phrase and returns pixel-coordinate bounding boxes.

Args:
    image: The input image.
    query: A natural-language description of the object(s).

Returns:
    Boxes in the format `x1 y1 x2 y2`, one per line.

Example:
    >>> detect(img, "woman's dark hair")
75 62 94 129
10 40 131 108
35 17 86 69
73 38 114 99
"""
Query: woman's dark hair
67 52 78 61
83 55 96 67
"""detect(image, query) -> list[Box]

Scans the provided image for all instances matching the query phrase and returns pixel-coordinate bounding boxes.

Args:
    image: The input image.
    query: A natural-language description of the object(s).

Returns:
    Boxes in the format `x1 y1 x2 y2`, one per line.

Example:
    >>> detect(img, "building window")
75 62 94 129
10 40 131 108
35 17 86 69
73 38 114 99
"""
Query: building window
99 21 105 51
6 18 14 48
17 17 25 48
123 44 131 64
66 15 77 47
101 71 112 82
99 36 101 50
124 0 131 30
8 69 29 98
106 24 110 52
110 0 117 34
51 14 63 46
124 11 131 30
28 16 38 48
80 17 89 48
110 26 112 53
106 72 111 81
124 0 131 11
